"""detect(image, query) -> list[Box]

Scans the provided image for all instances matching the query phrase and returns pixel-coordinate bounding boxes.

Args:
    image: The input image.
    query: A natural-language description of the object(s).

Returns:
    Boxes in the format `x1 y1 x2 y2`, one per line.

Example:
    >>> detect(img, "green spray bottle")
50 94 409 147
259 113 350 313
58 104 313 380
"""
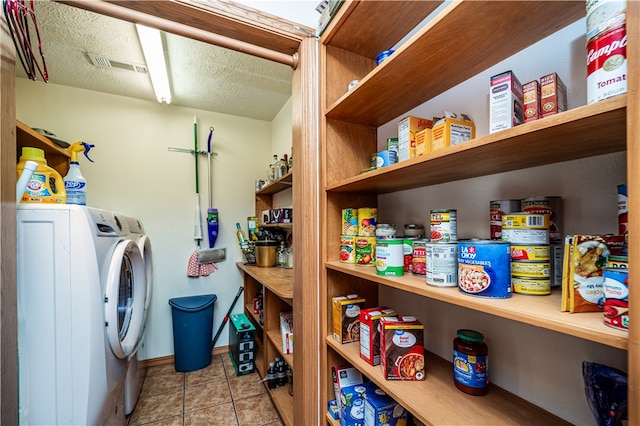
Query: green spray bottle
64 142 94 205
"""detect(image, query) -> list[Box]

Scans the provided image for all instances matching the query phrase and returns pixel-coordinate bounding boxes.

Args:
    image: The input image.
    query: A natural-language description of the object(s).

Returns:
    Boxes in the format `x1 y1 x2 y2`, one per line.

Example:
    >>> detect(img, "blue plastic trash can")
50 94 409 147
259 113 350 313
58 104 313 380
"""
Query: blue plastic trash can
168 294 217 372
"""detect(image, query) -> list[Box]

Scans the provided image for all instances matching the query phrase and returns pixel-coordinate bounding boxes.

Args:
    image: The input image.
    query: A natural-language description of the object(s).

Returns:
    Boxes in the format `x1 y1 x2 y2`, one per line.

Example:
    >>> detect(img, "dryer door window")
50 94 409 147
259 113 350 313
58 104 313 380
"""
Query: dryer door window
104 240 146 359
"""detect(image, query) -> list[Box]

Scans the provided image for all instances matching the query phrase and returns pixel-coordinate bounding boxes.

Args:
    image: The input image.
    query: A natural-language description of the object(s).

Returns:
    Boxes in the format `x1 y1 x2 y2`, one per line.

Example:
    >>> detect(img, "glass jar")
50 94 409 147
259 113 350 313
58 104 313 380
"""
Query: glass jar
375 223 396 239
453 329 488 396
404 223 424 239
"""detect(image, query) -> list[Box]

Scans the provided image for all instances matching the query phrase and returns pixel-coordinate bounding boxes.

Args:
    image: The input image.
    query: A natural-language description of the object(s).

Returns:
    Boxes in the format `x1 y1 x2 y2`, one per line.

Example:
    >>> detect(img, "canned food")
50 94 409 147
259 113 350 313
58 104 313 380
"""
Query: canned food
411 239 427 275
602 267 629 331
358 208 377 236
490 200 520 240
376 223 397 239
510 245 550 261
587 25 627 104
426 243 458 287
430 209 457 242
355 236 376 266
587 0 626 42
521 196 562 242
511 261 551 278
608 255 628 268
618 184 628 244
551 243 563 288
403 238 415 272
404 224 425 239
502 228 549 245
342 208 359 235
458 240 511 298
512 277 551 295
376 239 404 277
340 235 356 263
502 212 550 229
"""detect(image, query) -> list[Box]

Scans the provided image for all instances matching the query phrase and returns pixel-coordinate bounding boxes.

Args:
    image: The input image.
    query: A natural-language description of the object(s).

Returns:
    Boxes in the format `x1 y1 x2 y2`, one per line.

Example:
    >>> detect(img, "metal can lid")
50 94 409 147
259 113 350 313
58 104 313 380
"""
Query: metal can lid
457 329 484 342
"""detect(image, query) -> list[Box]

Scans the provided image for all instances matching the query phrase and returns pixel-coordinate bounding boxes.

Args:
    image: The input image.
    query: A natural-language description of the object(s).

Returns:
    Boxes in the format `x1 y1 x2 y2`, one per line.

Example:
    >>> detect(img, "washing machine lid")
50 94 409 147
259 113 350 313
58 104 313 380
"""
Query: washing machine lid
104 239 146 359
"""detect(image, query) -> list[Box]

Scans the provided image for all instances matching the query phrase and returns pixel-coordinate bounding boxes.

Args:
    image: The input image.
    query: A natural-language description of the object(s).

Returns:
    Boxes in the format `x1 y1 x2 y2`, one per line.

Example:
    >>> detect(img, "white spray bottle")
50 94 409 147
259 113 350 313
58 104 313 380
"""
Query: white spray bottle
64 142 94 205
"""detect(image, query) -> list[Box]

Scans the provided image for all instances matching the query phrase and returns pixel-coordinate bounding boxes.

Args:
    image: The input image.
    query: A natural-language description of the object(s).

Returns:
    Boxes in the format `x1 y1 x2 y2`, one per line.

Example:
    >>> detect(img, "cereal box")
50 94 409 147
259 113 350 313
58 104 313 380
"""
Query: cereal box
359 307 397 366
397 116 432 161
415 128 431 157
523 80 541 122
489 70 524 134
431 111 475 152
540 72 567 118
380 316 425 381
363 387 408 426
332 295 366 343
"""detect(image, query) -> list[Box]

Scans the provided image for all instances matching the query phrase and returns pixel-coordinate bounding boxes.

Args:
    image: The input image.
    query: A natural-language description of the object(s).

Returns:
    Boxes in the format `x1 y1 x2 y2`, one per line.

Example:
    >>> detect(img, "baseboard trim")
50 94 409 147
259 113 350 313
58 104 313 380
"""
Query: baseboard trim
139 346 229 368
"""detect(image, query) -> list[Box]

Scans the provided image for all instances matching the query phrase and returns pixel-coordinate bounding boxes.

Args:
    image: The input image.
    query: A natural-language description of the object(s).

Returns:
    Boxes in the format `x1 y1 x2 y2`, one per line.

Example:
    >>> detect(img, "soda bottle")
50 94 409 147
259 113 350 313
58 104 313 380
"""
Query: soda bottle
267 362 277 389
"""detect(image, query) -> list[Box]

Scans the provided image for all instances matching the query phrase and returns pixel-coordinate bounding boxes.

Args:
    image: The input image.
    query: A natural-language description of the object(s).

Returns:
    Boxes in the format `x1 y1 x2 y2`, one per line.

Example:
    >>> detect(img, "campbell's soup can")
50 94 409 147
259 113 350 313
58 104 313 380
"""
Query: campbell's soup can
411 239 427 275
587 25 627 104
430 209 457 242
490 200 520 240
521 197 562 242
602 267 629 331
426 243 458 287
587 0 626 43
340 235 356 263
458 240 511 298
355 236 376 266
618 184 628 244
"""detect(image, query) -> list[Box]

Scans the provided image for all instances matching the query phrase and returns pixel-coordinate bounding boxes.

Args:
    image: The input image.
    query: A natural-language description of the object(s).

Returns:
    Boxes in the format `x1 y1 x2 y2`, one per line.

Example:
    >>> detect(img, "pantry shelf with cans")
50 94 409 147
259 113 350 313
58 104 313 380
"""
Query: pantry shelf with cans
320 1 636 426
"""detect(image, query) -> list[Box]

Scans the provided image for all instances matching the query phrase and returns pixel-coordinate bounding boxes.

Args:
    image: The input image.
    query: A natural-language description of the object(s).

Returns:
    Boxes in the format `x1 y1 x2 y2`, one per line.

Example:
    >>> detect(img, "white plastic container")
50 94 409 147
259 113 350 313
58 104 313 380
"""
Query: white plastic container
64 162 87 205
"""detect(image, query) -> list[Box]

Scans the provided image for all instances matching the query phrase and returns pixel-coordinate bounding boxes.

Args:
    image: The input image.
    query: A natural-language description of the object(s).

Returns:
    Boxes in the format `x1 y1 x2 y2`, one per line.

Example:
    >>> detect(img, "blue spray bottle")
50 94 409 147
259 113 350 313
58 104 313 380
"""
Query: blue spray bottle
64 142 94 205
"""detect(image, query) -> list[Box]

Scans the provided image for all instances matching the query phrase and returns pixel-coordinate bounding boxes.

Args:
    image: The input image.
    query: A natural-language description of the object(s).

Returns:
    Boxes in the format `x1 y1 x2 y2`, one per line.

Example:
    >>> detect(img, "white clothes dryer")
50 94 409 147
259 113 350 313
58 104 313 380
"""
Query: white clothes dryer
121 215 153 415
17 205 147 425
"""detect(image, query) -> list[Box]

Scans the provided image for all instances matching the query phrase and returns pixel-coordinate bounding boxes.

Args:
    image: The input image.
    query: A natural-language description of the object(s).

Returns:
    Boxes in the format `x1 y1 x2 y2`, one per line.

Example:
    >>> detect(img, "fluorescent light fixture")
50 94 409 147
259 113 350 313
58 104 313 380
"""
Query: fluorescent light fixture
136 24 172 104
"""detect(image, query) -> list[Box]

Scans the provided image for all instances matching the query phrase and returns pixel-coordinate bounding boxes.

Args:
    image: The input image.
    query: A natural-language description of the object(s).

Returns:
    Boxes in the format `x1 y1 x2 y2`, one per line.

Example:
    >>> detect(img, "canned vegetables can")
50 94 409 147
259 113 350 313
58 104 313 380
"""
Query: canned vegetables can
458 240 511 298
426 243 458 287
342 208 358 235
355 236 376 266
376 239 404 277
412 239 427 275
430 209 457 242
490 199 520 240
403 238 415 272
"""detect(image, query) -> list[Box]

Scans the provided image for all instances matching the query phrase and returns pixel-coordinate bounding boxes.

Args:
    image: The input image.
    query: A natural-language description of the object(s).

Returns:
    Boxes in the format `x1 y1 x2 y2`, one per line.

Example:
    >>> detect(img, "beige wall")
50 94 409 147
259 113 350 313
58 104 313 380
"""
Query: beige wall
16 79 287 360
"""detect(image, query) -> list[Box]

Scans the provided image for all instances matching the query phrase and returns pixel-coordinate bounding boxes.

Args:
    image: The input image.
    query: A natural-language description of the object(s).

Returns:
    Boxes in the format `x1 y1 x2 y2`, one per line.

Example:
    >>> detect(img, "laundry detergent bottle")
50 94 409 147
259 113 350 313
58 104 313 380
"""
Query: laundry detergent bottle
64 142 94 205
16 147 66 204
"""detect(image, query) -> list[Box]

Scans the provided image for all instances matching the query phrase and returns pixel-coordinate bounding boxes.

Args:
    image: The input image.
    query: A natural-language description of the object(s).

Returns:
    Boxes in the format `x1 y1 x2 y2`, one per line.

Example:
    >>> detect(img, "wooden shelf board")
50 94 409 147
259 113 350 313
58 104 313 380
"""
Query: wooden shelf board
326 262 628 350
325 412 339 426
257 171 292 195
327 338 571 426
322 1 442 58
325 1 585 127
260 223 293 229
266 383 294 426
326 96 627 193
237 262 293 301
266 329 294 369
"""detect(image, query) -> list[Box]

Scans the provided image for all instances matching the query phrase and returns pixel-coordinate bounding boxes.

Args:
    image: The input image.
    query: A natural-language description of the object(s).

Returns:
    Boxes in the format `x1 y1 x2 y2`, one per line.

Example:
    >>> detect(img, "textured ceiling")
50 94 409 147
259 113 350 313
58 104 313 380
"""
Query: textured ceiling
16 1 293 121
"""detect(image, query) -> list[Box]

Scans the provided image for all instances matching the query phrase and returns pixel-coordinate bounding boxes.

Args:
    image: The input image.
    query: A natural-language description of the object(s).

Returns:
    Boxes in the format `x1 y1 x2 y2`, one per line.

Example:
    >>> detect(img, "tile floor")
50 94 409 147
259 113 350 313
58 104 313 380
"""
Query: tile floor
127 354 283 426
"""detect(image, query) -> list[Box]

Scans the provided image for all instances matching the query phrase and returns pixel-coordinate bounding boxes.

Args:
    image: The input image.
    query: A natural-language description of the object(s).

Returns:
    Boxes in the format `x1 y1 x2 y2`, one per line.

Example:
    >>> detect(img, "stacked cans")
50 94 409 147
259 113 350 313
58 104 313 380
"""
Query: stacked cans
340 208 378 266
502 212 551 295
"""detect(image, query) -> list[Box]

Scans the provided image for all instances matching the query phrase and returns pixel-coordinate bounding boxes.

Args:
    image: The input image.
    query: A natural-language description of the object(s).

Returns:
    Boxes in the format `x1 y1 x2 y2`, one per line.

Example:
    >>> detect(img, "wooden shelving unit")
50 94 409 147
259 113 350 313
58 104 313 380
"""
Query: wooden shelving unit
320 1 639 424
16 120 71 175
237 262 293 425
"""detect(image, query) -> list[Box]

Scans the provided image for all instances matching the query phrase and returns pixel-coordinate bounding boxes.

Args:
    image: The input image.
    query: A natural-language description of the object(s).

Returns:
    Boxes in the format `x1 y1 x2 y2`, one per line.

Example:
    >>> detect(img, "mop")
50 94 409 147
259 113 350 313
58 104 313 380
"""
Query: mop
187 117 217 277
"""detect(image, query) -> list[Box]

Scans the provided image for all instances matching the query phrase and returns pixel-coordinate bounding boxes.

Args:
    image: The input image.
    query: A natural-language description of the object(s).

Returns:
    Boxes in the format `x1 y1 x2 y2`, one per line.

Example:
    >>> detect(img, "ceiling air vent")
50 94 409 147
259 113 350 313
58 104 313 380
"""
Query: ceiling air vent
87 53 148 74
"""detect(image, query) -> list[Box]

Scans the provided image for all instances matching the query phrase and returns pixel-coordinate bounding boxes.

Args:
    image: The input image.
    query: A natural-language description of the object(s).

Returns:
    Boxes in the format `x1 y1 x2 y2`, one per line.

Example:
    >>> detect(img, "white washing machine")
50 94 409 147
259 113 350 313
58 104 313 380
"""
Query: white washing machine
17 205 147 425
121 215 153 415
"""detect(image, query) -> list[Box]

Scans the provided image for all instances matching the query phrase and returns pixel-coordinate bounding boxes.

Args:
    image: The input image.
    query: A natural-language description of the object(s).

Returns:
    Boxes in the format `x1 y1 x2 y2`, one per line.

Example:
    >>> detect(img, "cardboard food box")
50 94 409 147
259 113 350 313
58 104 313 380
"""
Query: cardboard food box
415 128 431 157
364 387 408 426
359 307 397 366
340 382 377 426
397 116 432 161
489 70 524 134
380 316 425 381
280 311 294 354
540 72 567 118
431 112 475 152
523 80 541 122
332 365 364 413
332 294 366 344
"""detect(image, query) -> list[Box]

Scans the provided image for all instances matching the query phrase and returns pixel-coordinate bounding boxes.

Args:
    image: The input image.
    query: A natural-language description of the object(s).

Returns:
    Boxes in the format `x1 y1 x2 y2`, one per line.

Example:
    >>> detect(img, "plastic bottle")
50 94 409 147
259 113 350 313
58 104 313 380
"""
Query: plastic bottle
276 358 287 387
16 147 66 204
267 362 277 389
64 142 94 205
